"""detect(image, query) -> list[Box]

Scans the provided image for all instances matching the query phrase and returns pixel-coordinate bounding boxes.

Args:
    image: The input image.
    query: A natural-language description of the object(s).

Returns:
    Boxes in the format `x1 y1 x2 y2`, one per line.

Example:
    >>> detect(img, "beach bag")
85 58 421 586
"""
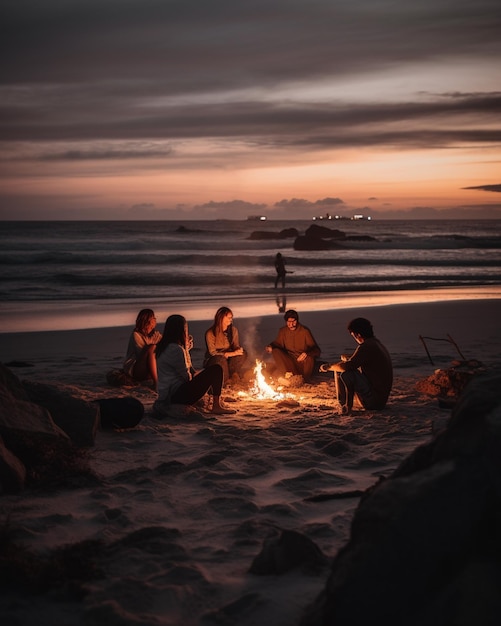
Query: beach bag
97 397 144 429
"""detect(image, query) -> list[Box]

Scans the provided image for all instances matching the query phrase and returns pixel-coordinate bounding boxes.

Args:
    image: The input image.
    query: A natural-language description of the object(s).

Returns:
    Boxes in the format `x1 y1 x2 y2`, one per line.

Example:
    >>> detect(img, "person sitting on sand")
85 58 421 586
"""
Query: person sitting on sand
265 309 321 385
320 317 393 414
204 306 248 384
155 314 236 415
123 308 162 389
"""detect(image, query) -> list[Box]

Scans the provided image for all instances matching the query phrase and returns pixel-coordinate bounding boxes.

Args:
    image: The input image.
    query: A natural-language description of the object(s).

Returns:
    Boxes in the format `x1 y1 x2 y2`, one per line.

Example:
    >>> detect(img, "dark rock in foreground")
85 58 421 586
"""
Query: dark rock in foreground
250 528 328 575
302 369 501 626
23 380 99 448
0 364 102 492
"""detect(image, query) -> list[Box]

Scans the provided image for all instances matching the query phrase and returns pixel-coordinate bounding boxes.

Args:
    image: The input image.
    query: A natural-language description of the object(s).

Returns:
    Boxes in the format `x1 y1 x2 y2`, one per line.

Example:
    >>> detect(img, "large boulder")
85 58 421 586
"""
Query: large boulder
97 397 144 429
0 363 30 401
0 378 69 442
248 228 299 240
0 435 27 494
305 224 346 239
22 380 99 448
294 235 337 251
0 364 96 492
0 380 67 492
302 369 501 626
294 224 347 250
250 528 328 575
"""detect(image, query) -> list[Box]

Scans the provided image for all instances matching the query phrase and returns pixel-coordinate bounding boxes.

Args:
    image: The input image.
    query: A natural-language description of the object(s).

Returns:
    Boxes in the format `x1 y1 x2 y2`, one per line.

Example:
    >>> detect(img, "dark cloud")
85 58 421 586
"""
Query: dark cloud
275 197 344 208
1 2 500 150
462 184 501 193
1 93 500 152
35 147 173 161
1 0 501 217
2 1 500 85
194 199 267 212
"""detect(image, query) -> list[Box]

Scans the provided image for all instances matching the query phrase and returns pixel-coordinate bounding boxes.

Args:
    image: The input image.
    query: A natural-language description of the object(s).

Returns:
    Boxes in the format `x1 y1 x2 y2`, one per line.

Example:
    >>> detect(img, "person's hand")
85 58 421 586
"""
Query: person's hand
340 354 349 362
226 347 244 358
297 352 307 362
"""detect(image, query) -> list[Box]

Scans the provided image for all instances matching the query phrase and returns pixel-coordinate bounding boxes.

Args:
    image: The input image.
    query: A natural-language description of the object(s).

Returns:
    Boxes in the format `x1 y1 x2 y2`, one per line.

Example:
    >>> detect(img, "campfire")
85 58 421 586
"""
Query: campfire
240 360 294 401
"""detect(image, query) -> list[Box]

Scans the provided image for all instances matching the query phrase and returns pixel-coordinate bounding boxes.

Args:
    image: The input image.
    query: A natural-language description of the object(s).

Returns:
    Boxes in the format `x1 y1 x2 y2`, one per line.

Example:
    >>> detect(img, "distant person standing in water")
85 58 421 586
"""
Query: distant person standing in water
274 252 287 289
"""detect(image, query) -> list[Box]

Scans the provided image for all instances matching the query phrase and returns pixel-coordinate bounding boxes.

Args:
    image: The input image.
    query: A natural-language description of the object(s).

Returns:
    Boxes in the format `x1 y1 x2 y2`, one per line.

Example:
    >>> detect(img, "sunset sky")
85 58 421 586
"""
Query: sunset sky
1 0 500 220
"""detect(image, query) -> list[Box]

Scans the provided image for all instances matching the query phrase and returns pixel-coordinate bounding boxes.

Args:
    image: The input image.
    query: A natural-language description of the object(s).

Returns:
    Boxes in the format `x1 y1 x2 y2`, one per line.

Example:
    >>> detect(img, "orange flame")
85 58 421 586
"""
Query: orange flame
250 360 287 400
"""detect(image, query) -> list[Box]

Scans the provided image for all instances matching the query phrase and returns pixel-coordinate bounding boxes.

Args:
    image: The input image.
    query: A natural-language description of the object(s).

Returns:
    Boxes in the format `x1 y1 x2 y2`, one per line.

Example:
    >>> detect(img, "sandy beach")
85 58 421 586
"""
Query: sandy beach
1 295 501 625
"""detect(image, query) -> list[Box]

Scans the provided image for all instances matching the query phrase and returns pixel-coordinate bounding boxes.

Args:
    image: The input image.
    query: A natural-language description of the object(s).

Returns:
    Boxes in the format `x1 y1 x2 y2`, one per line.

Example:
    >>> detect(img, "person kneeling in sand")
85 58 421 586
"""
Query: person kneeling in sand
320 317 393 415
204 306 249 385
155 314 236 415
265 309 321 385
123 308 162 390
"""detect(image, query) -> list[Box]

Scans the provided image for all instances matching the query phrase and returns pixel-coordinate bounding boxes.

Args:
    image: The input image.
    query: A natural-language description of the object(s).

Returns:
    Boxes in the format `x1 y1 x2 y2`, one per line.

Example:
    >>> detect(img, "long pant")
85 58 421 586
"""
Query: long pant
204 353 247 383
271 347 316 381
171 365 223 405
336 370 374 410
275 272 286 288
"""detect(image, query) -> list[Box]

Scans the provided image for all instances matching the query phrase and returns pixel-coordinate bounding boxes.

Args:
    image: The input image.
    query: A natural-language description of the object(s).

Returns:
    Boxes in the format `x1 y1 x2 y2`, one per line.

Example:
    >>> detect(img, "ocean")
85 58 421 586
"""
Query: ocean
1 219 501 333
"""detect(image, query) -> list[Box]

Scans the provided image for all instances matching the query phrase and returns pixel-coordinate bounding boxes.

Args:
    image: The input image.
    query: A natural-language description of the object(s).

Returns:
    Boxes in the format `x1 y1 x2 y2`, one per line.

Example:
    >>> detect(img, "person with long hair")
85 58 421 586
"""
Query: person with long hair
204 306 248 384
155 314 236 415
123 308 162 389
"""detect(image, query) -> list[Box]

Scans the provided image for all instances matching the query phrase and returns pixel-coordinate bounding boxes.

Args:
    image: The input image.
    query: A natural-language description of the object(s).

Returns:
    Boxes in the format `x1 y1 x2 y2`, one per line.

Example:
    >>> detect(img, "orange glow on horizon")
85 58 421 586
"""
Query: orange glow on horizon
1 142 499 218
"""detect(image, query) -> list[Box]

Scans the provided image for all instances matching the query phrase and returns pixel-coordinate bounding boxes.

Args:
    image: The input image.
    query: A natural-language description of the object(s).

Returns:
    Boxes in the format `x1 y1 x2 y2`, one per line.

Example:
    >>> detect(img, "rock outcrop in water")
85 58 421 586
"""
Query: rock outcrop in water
294 224 346 250
248 227 299 240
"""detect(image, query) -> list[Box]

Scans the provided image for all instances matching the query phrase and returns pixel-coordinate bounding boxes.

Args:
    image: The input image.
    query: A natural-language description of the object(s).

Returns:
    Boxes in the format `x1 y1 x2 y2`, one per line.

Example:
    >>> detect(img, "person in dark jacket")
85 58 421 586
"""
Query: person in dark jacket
320 317 393 414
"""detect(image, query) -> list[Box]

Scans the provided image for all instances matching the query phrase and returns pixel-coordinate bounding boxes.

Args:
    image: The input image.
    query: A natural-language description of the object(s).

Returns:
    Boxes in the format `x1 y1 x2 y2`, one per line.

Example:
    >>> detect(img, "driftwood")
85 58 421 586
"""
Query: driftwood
419 333 466 366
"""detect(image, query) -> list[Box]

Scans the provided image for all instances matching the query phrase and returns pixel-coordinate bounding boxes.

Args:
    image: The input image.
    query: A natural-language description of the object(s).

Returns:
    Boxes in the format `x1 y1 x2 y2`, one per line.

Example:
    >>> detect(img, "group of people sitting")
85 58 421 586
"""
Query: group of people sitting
123 306 393 417
124 307 239 415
